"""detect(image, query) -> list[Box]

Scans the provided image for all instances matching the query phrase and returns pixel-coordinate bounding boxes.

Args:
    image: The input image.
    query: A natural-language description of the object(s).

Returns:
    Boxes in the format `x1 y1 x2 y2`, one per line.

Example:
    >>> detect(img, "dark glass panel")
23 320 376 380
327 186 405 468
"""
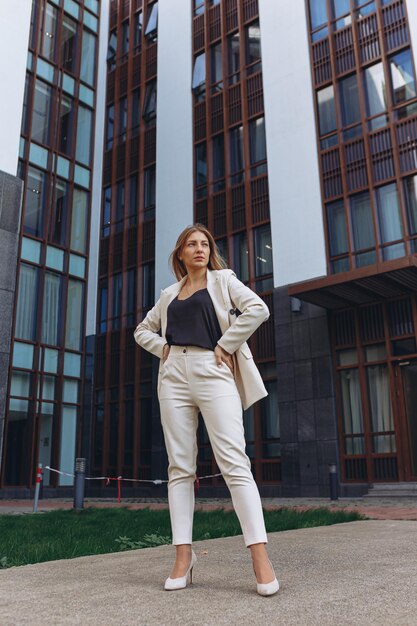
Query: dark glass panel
228 33 240 83
61 14 78 74
339 74 361 127
390 49 417 105
144 166 156 209
51 178 69 246
99 279 108 333
375 183 403 244
404 175 417 235
32 80 52 145
80 30 96 86
350 192 375 251
195 142 207 186
233 232 249 283
254 224 273 277
143 81 157 122
327 199 348 256
112 273 122 330
15 264 39 341
24 167 47 238
58 95 74 155
230 126 244 179
144 2 158 41
103 186 111 237
106 104 114 150
317 85 336 136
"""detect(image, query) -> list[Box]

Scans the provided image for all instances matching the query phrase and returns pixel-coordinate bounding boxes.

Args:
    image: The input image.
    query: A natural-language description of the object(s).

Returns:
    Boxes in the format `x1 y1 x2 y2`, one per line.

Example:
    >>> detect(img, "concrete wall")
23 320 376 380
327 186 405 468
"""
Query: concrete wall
155 0 194 293
0 172 23 469
0 0 32 175
259 0 327 287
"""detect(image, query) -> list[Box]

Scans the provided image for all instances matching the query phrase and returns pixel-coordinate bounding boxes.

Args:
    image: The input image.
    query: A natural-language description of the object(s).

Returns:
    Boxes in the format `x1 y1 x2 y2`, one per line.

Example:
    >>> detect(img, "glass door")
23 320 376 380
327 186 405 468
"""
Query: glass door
398 361 417 480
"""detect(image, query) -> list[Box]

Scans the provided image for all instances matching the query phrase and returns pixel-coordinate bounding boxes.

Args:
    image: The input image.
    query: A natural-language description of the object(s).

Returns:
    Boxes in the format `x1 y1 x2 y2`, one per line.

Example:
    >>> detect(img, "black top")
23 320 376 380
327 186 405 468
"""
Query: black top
166 288 222 351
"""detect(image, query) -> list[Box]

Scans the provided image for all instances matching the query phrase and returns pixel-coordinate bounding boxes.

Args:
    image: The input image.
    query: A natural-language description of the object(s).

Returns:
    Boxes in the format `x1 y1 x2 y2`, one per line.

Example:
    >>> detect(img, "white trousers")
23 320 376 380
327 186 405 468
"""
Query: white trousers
158 345 268 547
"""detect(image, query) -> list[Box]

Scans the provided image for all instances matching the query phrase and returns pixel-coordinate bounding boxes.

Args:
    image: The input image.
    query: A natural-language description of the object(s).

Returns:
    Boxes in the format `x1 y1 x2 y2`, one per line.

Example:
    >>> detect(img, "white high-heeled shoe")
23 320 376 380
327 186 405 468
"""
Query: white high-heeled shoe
164 550 197 591
255 559 279 597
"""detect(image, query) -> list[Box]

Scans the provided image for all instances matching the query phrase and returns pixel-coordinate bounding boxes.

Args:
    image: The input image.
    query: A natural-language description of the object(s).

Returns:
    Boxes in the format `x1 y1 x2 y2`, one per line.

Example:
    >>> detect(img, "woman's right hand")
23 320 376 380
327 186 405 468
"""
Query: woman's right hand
162 344 170 364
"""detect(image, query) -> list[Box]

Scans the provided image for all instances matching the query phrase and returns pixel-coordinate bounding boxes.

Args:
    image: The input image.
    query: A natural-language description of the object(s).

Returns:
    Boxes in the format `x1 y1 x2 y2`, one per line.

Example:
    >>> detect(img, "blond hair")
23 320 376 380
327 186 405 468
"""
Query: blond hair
169 224 227 280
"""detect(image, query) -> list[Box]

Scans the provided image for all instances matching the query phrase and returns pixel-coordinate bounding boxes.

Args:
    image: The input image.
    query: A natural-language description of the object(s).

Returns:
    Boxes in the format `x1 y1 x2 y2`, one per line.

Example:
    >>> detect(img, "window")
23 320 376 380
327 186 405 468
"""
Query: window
210 43 223 92
195 142 207 187
249 117 267 177
142 263 155 310
144 166 156 214
229 125 244 184
134 12 143 50
103 186 111 237
24 167 47 238
340 369 364 455
112 273 122 330
327 200 348 258
233 232 249 283
115 181 125 231
260 381 280 458
32 80 52 145
106 104 114 150
390 49 417 105
339 74 361 127
317 85 336 136
51 179 69 246
75 106 93 165
80 30 96 86
143 80 157 122
254 225 273 277
131 89 140 137
15 264 39 340
42 272 63 346
107 29 117 71
121 20 129 58
192 53 206 95
59 95 74 155
65 280 84 351
39 3 58 62
119 96 128 142
212 134 225 191
21 74 32 137
376 183 405 260
350 192 376 266
194 0 204 16
228 33 240 84
98 279 108 333
332 0 350 19
364 63 387 120
404 175 417 236
128 175 138 225
61 15 78 74
309 0 328 30
71 188 88 253
126 269 136 326
144 2 158 42
245 20 261 74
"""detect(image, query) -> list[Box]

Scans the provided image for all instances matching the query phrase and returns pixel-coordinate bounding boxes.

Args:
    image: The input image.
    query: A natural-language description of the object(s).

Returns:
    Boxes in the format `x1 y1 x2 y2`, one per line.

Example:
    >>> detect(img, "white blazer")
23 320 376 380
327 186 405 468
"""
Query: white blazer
134 268 269 409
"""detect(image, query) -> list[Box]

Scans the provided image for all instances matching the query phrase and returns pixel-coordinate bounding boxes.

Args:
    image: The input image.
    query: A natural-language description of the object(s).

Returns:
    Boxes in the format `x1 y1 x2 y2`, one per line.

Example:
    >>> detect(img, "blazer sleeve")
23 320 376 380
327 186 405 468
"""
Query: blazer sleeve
216 272 270 355
133 297 166 359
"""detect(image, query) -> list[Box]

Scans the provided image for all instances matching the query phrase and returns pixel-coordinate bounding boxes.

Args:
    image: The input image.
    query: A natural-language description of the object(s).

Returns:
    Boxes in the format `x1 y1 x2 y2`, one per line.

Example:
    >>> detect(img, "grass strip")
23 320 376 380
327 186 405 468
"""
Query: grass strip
0 506 364 568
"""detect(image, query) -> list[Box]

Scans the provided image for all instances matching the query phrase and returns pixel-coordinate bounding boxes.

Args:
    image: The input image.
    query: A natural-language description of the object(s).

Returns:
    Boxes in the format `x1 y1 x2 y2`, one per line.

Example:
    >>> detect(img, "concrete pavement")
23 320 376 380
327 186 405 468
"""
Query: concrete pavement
1 520 417 625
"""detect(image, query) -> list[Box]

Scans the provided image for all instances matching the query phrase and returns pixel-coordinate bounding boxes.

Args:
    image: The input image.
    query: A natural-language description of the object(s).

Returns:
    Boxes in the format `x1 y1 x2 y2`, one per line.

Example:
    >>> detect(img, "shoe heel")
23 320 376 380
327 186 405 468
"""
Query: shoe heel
189 566 193 585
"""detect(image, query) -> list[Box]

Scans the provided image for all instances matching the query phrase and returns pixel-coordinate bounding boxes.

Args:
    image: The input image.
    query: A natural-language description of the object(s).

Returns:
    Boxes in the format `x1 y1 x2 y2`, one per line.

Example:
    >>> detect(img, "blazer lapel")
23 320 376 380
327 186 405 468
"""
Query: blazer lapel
206 269 229 335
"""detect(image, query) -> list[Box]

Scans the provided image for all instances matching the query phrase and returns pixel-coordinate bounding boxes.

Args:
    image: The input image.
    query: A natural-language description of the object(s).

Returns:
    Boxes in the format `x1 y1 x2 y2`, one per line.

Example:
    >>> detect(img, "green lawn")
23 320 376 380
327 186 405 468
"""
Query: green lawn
0 507 364 568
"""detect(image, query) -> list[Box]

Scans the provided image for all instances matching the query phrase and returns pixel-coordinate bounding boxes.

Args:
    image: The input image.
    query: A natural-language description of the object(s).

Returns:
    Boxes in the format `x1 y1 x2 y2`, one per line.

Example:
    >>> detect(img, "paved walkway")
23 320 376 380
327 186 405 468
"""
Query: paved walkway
1 520 417 625
2 496 417 520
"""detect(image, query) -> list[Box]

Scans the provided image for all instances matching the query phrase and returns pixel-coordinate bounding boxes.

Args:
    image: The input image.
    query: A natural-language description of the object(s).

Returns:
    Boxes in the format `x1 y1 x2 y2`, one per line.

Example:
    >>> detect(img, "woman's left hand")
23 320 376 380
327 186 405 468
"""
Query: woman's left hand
214 345 234 373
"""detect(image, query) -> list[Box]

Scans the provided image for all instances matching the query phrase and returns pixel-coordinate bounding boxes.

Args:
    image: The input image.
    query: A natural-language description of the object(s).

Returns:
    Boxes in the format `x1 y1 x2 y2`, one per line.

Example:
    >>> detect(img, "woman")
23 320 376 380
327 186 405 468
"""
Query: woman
134 224 279 596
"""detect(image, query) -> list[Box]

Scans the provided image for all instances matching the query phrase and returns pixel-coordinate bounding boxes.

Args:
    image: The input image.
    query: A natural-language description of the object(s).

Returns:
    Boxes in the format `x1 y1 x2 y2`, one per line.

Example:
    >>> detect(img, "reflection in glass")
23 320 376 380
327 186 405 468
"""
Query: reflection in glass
339 74 361 127
32 80 52 145
76 106 93 165
309 0 328 29
245 20 260 67
42 272 62 345
61 15 78 74
254 225 273 277
210 43 223 90
134 11 143 49
375 183 403 243
40 3 57 61
99 279 108 333
340 368 364 454
24 167 47 237
350 192 375 251
51 179 69 245
107 30 117 71
59 95 74 155
195 142 207 186
131 89 140 136
249 117 267 176
332 0 350 18
103 186 111 236
71 188 88 253
192 53 206 93
390 49 417 105
80 30 96 86
65 280 84 350
106 104 114 150
228 33 240 83
233 232 249 283
364 63 387 118
327 199 348 256
144 2 158 41
15 264 39 341
143 81 157 121
404 175 417 235
317 85 336 136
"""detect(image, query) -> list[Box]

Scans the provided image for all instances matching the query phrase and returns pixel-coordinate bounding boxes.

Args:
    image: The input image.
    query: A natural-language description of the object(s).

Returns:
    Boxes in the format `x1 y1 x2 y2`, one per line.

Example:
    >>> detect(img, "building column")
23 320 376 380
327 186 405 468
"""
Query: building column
0 172 23 472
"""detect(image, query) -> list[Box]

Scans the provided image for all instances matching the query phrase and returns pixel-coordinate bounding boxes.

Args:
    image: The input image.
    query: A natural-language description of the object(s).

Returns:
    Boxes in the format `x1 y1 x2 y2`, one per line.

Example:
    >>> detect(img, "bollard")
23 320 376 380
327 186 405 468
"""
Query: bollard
73 457 86 510
329 463 338 501
33 463 43 512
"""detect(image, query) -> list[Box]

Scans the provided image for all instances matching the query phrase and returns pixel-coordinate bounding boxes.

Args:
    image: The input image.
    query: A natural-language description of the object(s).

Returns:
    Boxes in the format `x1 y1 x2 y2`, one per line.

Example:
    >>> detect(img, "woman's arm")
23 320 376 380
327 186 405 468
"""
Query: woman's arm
133 297 166 359
216 273 269 355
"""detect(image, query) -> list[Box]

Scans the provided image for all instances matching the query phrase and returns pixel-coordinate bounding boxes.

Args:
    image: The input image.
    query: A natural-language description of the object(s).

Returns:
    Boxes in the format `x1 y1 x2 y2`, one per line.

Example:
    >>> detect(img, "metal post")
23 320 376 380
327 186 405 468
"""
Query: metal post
33 463 43 513
73 457 86 510
329 463 338 501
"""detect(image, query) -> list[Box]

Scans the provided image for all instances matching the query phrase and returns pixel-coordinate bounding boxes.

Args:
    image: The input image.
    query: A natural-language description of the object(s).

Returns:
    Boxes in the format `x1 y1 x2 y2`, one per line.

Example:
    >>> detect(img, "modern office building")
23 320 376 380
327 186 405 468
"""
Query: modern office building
1 0 417 497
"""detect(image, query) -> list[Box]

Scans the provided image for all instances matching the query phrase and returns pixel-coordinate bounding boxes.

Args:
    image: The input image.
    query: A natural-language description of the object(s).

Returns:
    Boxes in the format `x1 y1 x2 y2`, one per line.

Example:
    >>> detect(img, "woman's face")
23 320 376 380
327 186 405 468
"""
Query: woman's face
179 230 210 272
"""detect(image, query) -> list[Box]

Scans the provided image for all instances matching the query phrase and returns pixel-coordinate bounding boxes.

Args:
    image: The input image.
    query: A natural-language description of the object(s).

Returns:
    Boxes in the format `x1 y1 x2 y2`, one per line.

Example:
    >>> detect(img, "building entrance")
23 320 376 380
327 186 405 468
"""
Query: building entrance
396 361 417 481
